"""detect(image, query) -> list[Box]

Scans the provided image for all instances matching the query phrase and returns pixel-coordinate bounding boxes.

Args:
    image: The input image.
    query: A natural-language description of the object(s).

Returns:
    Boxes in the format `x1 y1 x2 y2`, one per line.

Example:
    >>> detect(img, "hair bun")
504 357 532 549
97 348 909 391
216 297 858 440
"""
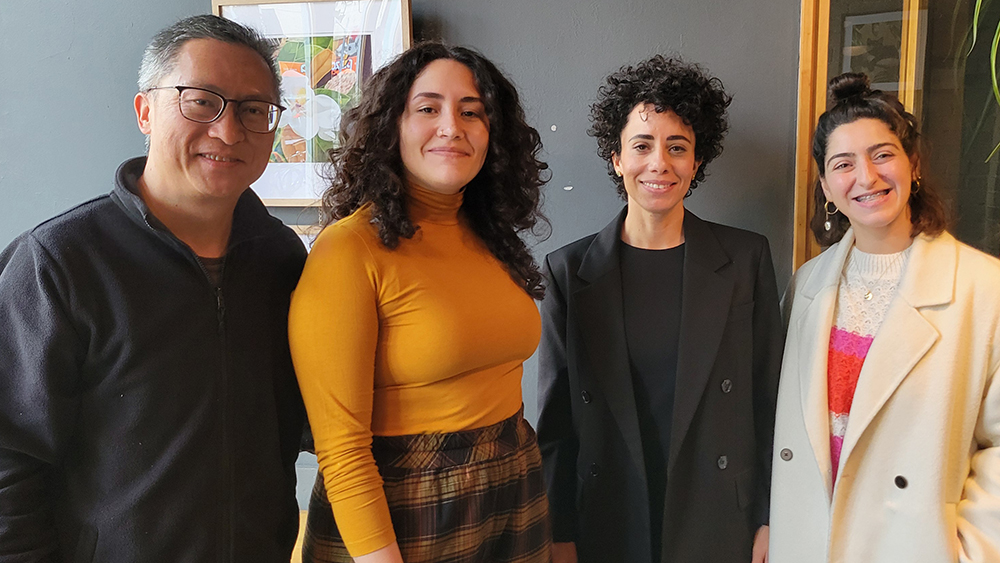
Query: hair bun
828 72 871 105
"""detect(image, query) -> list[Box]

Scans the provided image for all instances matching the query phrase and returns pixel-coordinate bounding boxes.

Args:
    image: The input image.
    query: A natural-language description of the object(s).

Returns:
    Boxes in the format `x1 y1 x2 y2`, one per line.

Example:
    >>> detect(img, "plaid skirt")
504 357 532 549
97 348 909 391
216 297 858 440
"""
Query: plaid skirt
302 408 551 563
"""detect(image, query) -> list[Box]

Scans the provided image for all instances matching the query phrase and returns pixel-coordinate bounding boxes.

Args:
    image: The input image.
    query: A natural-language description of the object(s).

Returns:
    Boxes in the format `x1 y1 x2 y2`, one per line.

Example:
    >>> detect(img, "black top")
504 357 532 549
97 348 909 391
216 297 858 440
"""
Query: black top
620 241 684 562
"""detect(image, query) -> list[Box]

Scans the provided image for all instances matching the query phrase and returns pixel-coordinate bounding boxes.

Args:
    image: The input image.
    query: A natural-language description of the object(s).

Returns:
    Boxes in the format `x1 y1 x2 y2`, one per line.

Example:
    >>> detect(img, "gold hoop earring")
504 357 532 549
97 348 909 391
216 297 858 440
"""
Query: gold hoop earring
911 176 922 194
824 200 838 232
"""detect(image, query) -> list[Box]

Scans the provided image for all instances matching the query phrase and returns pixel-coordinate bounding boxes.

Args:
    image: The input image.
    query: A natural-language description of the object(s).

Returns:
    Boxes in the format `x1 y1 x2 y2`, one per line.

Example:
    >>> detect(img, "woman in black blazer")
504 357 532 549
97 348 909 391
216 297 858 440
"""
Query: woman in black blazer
536 55 783 563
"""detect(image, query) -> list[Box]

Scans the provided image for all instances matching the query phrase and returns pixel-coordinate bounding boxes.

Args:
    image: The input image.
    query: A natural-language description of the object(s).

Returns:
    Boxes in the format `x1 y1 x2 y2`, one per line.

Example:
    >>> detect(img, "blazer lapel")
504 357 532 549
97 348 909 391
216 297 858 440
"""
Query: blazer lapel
668 211 734 476
573 208 646 481
790 233 853 499
837 233 954 474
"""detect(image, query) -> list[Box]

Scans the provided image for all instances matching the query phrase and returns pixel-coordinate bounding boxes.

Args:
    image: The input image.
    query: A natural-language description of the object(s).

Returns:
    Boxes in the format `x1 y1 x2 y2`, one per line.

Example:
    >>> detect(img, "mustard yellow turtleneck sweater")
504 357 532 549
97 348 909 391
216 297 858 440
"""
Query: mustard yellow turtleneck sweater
288 185 541 556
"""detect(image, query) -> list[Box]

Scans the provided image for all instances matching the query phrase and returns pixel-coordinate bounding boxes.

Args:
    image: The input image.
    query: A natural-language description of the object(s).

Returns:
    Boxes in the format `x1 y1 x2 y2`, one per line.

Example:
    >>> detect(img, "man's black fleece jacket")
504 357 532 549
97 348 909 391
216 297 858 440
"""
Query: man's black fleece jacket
0 158 307 563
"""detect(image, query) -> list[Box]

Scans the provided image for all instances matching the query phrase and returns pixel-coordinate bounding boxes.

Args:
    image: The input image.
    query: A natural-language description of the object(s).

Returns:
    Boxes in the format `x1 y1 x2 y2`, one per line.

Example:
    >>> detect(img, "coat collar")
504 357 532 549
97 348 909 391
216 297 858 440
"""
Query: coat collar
576 206 627 283
897 230 956 308
572 206 735 480
795 228 955 306
577 207 731 282
793 229 954 499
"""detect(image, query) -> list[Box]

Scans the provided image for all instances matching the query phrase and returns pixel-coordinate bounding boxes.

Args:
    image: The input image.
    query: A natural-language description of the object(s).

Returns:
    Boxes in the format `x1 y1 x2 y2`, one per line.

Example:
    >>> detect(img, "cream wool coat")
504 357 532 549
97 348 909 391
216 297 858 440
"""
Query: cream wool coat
769 230 1000 563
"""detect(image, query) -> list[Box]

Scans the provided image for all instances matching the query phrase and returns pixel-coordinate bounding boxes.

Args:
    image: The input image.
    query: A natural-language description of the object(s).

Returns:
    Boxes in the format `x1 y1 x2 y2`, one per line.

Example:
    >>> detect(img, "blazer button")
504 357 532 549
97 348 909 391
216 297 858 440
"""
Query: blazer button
721 379 733 393
779 448 793 461
894 475 908 489
717 455 728 470
581 390 592 404
590 463 600 477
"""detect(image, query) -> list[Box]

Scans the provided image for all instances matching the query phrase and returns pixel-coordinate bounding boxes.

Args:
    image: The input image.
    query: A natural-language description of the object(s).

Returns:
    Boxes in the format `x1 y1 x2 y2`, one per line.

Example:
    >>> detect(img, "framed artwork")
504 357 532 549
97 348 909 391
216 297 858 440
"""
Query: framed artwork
842 11 925 93
214 0 413 206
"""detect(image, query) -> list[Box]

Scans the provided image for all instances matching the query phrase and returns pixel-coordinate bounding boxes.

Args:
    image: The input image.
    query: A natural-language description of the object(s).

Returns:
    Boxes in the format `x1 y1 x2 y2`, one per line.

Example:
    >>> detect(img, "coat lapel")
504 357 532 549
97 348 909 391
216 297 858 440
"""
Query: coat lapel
837 233 954 474
573 208 647 482
791 233 853 499
667 211 734 476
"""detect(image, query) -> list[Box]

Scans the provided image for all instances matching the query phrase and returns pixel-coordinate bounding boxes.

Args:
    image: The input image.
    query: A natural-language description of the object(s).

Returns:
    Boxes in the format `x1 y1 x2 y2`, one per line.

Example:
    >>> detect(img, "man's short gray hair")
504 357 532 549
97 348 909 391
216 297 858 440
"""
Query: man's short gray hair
138 14 281 102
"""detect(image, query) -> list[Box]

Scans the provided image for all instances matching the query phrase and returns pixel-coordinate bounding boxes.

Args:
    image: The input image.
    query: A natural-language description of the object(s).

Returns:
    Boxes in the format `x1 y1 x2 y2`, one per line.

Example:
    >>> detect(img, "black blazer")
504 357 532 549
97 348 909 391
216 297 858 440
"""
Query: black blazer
536 208 783 563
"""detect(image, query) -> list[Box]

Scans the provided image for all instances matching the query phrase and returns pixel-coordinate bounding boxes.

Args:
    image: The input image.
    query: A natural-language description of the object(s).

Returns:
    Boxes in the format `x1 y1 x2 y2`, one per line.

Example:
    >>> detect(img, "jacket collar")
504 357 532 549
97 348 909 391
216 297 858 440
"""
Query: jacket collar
111 157 285 251
898 230 956 309
576 206 627 283
796 229 856 300
796 228 954 308
577 207 731 281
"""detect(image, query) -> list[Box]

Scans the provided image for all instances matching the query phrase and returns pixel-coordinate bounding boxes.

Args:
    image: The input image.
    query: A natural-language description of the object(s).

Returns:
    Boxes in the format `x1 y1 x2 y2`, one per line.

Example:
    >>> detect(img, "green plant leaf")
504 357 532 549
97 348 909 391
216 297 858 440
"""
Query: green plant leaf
986 139 1000 162
967 88 995 145
992 21 1000 104
324 88 352 105
312 137 334 162
277 39 307 63
987 21 1000 162
971 0 986 55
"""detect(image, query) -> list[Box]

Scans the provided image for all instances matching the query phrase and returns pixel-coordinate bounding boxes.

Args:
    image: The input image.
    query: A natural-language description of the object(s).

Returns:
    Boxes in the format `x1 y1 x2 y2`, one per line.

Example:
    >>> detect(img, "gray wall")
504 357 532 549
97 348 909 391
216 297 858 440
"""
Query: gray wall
0 1 800 424
0 0 203 244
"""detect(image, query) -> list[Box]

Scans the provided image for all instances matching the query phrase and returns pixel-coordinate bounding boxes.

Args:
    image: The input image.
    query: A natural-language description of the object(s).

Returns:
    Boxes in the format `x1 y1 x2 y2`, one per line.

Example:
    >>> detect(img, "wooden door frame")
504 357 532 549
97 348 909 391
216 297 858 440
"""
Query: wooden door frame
793 0 829 270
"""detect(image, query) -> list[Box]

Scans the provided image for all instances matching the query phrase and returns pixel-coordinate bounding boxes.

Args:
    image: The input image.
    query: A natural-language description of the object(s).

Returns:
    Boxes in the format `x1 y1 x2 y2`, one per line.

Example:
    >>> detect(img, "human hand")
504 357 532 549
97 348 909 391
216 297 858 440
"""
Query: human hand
551 541 578 563
751 525 769 563
352 541 404 563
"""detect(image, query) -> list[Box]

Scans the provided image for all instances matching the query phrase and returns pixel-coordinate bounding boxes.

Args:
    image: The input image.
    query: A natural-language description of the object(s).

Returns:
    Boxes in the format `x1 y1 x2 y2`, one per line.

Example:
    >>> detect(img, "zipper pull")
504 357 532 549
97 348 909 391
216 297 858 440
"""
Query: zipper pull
216 288 225 330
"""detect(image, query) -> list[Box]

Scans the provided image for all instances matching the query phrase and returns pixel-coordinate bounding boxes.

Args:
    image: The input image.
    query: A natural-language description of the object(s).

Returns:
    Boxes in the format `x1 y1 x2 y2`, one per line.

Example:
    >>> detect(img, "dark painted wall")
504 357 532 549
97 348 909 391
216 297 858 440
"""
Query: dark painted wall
0 0 800 421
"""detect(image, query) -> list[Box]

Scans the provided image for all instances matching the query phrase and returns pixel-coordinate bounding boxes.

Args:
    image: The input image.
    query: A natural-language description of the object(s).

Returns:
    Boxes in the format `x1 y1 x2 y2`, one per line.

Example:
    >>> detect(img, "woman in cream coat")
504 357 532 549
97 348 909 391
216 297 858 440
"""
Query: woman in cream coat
769 73 1000 562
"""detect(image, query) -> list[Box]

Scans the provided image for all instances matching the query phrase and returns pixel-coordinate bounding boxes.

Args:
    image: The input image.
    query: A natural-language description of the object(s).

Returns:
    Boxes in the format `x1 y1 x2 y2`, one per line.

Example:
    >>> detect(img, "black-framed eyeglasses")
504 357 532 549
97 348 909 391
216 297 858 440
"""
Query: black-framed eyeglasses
146 85 286 134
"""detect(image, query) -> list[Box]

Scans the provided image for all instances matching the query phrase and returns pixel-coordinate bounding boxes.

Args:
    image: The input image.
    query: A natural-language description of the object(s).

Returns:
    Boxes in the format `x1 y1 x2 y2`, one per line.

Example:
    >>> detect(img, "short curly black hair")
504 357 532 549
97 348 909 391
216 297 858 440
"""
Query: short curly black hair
589 55 732 198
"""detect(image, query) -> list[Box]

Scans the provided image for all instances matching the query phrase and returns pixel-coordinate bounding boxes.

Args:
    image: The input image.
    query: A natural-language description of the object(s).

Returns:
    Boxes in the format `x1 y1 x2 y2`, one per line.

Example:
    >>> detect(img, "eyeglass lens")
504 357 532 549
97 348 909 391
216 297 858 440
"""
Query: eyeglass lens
178 88 280 133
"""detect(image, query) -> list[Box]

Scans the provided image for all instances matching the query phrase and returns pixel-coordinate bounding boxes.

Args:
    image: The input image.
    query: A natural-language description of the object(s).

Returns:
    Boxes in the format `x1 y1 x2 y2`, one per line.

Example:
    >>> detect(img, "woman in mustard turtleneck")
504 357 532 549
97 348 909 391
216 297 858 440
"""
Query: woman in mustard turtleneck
288 43 551 563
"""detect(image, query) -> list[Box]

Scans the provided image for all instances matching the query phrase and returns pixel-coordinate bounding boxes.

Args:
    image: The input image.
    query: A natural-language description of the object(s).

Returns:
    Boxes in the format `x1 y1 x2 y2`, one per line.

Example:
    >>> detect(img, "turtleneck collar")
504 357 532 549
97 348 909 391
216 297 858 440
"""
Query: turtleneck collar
407 184 464 225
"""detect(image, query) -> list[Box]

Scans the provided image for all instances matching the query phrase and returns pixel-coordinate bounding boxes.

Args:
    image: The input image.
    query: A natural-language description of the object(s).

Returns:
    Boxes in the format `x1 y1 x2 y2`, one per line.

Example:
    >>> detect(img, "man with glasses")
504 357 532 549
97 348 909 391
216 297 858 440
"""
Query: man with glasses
0 15 306 562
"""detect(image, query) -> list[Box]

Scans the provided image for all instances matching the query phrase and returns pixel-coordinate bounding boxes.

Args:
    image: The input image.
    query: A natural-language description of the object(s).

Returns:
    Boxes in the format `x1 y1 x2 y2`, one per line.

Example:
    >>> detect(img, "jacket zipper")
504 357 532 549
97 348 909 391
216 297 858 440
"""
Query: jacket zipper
133 196 256 562
212 279 232 563
216 288 226 333
195 257 232 562
218 286 233 563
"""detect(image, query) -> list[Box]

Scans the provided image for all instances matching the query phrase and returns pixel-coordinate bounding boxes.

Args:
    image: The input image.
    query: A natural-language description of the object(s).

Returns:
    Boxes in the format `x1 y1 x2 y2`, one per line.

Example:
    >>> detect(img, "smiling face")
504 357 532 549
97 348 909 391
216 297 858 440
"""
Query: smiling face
612 105 701 225
398 58 490 195
821 118 916 247
134 38 278 204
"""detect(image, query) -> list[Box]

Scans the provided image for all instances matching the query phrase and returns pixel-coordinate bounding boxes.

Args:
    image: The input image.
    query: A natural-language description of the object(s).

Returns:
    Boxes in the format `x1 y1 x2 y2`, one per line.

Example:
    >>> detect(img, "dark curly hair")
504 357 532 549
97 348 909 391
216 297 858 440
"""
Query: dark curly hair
321 42 550 298
810 72 948 246
588 55 733 198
